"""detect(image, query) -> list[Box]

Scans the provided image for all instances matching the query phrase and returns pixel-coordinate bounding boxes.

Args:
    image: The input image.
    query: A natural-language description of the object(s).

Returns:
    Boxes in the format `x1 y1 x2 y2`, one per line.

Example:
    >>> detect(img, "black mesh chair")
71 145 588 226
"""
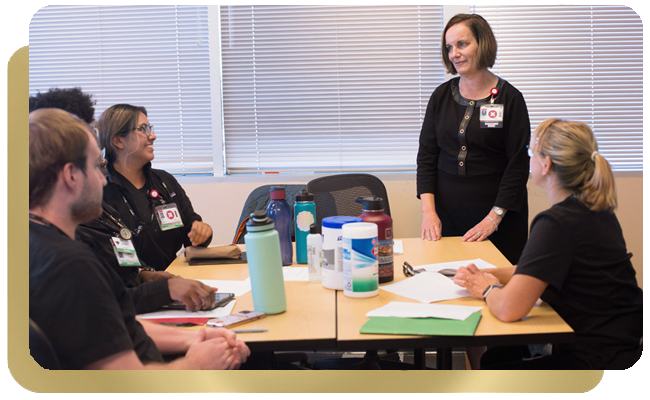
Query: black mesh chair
306 173 391 229
232 184 307 244
29 318 61 370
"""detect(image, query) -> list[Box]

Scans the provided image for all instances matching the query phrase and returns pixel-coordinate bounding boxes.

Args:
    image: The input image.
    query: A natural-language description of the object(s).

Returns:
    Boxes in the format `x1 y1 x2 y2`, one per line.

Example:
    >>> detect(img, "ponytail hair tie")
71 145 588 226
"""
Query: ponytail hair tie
591 151 598 161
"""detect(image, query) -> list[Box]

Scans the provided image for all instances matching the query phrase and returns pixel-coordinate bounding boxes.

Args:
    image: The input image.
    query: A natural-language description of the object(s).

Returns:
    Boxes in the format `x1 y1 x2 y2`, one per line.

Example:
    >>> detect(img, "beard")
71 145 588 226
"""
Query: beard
70 180 103 224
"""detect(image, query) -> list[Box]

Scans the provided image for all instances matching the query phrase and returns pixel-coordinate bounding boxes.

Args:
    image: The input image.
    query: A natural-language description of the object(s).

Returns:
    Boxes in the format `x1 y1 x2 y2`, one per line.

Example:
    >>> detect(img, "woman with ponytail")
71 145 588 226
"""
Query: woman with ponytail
453 119 642 369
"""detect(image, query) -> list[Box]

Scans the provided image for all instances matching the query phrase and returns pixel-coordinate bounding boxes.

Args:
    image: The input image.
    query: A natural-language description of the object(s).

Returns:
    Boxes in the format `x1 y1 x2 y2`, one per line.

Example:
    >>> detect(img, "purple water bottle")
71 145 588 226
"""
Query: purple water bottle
266 186 293 265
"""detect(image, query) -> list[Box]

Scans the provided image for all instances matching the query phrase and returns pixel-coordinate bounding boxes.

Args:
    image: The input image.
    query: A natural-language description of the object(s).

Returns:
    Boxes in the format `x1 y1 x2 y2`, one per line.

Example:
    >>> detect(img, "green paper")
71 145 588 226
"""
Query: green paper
360 311 482 336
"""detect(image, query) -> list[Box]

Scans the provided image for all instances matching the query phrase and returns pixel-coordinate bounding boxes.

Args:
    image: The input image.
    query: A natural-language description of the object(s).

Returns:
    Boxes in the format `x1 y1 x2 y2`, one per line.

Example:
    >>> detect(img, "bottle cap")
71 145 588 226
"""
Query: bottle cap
309 223 320 234
247 210 273 227
355 196 384 211
295 189 314 202
269 186 286 200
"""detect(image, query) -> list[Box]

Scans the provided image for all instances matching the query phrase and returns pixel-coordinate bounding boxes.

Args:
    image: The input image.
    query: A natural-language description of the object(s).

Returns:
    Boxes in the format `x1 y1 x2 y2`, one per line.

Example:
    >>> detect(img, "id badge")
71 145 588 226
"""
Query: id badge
111 237 142 267
480 104 504 128
154 203 184 231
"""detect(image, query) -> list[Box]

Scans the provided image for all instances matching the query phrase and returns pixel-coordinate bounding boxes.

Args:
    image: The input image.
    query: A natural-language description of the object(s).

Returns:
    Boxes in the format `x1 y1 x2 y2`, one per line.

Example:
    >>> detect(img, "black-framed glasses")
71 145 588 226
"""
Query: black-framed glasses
135 124 154 136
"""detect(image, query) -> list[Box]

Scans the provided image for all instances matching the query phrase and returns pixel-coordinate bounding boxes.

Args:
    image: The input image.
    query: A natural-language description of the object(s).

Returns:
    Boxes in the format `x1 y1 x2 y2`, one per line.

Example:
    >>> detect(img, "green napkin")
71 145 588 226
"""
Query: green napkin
360 311 482 336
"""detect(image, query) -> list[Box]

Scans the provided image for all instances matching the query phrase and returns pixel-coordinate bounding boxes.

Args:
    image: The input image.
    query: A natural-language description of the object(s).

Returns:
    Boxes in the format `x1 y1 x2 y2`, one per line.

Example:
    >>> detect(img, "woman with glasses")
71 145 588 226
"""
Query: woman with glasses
98 104 213 272
454 119 643 369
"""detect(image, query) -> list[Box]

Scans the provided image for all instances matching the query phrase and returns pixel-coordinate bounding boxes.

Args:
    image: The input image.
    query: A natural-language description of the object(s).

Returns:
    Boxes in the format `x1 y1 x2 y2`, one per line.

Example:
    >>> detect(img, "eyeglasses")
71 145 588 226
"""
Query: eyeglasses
135 124 154 136
402 261 424 277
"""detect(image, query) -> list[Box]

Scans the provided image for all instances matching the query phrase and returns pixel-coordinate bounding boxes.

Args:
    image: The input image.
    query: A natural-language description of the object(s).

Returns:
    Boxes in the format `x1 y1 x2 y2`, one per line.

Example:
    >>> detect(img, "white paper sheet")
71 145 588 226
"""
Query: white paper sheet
393 240 403 255
198 279 251 297
137 299 237 319
365 301 483 320
417 258 498 273
282 266 309 281
379 271 473 303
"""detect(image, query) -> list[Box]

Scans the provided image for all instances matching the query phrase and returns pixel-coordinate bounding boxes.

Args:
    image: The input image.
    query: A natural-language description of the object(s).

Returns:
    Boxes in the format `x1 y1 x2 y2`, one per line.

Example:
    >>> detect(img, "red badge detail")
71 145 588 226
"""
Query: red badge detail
489 110 497 118
166 210 175 219
150 190 159 198
490 87 499 96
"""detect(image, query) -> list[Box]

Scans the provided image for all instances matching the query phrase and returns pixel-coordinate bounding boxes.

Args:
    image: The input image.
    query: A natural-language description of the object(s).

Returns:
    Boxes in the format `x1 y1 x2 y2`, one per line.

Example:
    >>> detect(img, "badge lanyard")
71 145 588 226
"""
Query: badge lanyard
122 181 184 232
96 209 138 240
28 213 68 237
479 87 504 129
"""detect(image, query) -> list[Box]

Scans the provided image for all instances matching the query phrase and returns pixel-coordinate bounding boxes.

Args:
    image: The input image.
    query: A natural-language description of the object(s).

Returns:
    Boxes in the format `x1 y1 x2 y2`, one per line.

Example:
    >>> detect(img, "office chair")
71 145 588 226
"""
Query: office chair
232 184 307 244
29 318 61 370
306 173 391 229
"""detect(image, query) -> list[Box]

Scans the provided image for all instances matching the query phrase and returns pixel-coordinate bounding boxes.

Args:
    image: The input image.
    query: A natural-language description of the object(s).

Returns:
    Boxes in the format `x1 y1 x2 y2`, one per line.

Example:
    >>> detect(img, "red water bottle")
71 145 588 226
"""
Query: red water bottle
355 196 393 283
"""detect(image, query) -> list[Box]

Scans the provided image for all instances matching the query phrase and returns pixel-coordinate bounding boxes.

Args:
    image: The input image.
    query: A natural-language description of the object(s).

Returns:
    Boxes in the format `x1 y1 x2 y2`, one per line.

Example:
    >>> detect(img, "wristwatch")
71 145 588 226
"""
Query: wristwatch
482 284 502 300
492 206 506 217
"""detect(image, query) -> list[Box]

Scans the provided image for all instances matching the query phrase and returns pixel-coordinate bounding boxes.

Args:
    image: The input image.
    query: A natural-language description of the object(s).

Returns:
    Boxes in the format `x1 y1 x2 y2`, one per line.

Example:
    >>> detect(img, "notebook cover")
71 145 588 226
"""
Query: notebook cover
359 311 482 336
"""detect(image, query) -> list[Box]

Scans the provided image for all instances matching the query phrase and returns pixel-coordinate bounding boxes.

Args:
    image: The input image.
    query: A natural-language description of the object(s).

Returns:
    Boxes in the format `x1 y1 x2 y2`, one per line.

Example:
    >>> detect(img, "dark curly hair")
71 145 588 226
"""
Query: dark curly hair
29 87 96 124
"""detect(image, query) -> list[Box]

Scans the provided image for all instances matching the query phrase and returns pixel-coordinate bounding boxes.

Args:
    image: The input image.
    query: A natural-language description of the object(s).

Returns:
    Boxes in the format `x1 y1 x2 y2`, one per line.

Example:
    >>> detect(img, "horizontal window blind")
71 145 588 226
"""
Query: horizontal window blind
29 5 213 175
220 5 445 174
474 5 643 171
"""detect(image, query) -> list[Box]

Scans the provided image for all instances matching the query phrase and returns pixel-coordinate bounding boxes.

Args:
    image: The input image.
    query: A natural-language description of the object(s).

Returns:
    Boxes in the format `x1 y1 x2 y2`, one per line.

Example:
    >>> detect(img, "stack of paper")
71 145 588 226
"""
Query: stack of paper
360 302 484 336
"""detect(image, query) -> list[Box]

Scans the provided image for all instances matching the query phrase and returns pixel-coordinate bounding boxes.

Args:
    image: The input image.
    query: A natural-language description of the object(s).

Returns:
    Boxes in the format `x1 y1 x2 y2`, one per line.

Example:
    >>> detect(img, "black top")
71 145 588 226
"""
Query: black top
416 77 531 213
29 221 163 369
76 202 172 314
515 196 643 368
103 162 211 270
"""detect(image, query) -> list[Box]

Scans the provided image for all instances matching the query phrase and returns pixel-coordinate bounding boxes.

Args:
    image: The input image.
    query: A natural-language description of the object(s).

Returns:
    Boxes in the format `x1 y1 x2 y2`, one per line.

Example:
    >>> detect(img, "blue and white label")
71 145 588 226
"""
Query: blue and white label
343 236 378 293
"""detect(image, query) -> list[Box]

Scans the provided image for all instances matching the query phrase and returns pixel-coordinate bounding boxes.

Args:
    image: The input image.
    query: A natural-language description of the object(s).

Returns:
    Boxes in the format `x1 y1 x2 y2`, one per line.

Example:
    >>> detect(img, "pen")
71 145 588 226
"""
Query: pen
232 329 268 333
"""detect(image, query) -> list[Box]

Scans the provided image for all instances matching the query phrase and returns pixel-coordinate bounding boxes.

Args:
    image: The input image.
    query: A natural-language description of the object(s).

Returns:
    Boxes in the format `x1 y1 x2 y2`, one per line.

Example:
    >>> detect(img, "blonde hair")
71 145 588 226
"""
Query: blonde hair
531 119 617 212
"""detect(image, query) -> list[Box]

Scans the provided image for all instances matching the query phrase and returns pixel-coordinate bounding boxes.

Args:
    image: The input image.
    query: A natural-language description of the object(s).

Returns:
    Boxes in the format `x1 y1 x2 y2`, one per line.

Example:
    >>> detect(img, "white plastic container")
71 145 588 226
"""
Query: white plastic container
321 216 363 290
342 222 379 298
307 224 322 283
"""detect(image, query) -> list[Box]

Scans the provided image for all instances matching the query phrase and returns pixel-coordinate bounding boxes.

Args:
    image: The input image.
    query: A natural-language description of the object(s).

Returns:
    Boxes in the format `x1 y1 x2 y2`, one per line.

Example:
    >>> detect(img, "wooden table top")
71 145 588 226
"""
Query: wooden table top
166 237 574 352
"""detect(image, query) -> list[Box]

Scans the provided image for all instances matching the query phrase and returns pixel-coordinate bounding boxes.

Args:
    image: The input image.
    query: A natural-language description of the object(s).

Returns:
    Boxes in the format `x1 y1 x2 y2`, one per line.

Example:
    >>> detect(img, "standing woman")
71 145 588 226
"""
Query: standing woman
98 104 213 270
417 14 530 264
454 119 643 369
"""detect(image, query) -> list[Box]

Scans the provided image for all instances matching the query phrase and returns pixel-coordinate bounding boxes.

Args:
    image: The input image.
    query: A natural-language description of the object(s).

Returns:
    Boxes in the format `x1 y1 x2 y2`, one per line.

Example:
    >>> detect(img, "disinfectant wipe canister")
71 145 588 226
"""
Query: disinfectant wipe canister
342 222 379 298
321 216 363 290
244 210 287 314
355 196 393 283
294 189 316 265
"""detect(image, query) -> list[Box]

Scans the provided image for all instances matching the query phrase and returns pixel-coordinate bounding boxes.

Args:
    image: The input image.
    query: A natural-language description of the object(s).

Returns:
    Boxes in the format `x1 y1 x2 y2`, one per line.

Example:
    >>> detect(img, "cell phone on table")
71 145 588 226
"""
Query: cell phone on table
207 310 265 328
160 292 235 311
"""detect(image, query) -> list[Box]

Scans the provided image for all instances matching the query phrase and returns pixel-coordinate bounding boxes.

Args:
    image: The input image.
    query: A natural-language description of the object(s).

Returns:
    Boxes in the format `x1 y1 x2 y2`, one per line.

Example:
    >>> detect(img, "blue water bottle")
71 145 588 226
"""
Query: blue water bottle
244 210 287 314
266 186 293 266
294 189 316 264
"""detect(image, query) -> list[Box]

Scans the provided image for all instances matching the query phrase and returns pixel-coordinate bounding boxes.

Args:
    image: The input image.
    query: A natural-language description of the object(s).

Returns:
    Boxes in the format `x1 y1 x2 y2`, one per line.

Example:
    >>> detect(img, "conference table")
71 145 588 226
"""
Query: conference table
165 237 574 369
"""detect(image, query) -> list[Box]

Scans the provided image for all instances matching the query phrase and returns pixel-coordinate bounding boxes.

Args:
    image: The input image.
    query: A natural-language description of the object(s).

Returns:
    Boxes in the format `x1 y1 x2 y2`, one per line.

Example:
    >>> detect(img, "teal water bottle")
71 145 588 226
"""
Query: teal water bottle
294 189 316 264
244 210 287 314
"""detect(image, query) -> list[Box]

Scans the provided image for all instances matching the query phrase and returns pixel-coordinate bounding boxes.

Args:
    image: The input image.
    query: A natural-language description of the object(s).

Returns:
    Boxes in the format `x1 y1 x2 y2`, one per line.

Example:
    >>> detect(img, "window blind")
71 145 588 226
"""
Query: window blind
220 5 445 174
29 5 213 175
474 5 643 171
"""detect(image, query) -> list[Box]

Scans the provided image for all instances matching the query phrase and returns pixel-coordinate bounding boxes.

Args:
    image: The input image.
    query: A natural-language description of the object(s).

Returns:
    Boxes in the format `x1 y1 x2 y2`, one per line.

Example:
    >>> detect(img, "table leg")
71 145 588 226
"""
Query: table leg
413 348 426 369
436 347 452 370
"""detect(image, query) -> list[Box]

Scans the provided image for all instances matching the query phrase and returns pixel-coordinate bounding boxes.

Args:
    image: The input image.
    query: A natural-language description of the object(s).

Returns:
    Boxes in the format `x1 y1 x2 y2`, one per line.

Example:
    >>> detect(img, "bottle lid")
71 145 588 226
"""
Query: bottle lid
355 196 384 211
322 216 363 229
295 188 314 202
246 210 273 227
309 223 320 234
269 186 286 200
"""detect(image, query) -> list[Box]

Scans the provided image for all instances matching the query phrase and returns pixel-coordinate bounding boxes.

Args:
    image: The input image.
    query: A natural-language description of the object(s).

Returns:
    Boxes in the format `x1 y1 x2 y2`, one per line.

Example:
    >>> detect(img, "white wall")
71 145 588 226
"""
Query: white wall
181 174 643 288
